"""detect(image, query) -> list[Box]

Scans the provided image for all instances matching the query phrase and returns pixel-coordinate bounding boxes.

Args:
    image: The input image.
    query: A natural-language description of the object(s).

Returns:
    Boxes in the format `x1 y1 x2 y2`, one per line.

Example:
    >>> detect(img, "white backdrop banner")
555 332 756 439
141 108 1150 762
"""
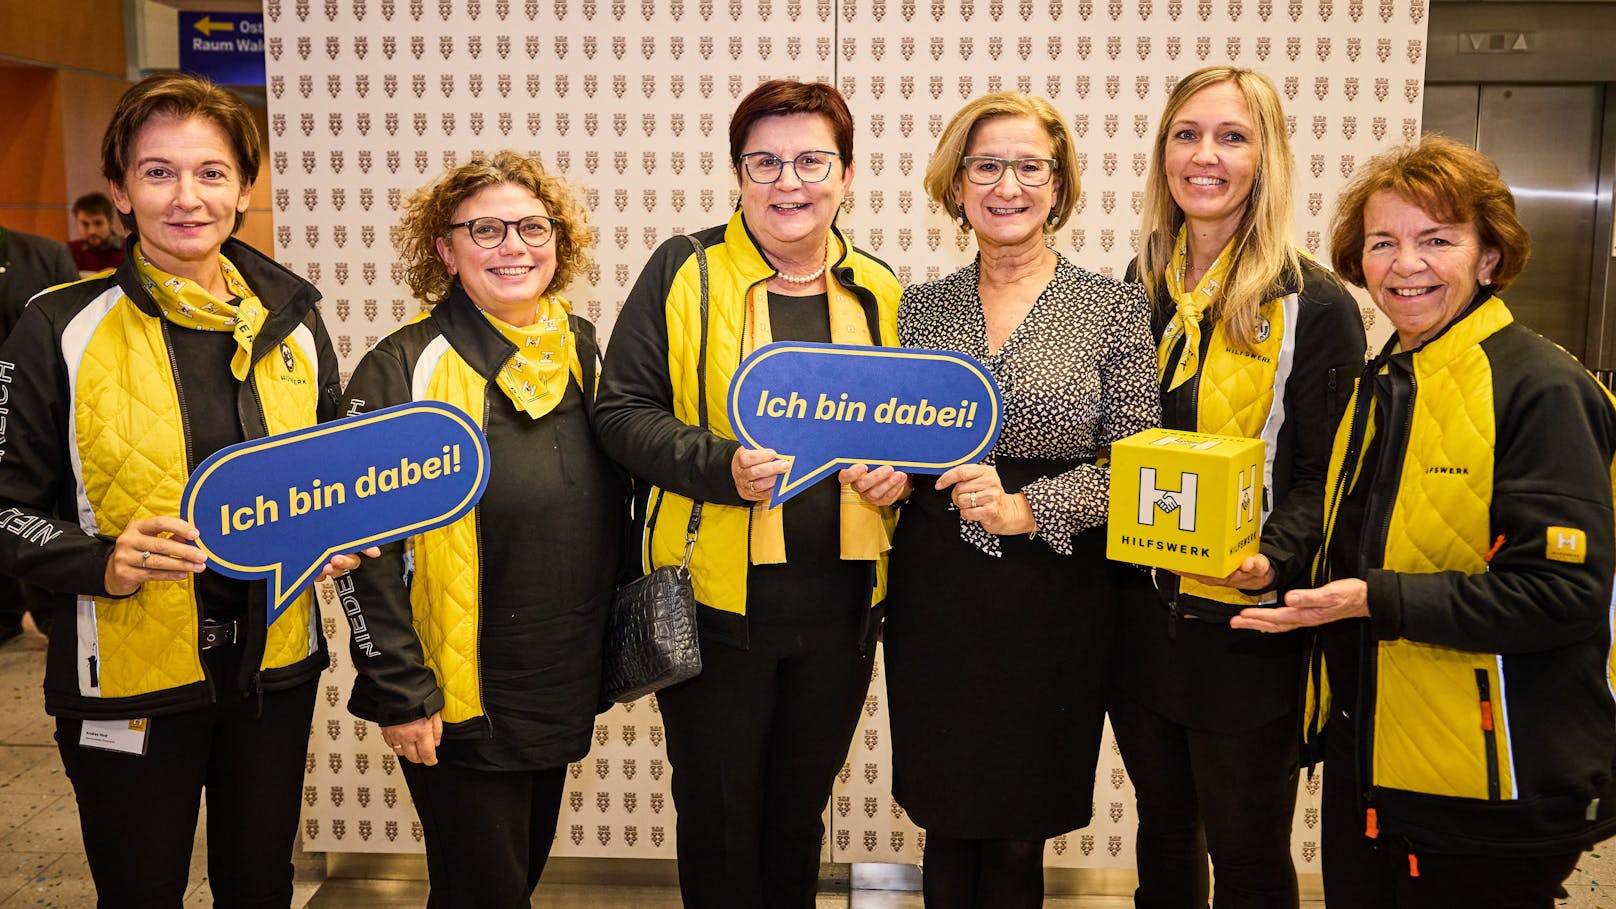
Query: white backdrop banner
272 0 1422 868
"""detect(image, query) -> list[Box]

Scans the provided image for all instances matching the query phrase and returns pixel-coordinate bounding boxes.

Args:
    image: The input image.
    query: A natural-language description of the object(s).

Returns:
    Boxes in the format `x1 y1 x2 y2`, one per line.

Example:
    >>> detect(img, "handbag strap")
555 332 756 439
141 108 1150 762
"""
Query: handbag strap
680 233 711 571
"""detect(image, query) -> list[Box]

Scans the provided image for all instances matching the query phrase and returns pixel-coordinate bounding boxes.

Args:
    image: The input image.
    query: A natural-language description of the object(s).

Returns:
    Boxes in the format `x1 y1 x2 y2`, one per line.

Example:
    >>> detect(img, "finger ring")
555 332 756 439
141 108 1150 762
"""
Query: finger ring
140 551 150 566
391 744 403 751
969 492 978 508
747 479 756 493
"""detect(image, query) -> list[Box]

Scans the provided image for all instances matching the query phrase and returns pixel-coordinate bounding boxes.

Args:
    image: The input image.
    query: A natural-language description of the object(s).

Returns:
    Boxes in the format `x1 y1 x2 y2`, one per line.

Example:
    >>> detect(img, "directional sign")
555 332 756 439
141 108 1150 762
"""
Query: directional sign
179 12 266 86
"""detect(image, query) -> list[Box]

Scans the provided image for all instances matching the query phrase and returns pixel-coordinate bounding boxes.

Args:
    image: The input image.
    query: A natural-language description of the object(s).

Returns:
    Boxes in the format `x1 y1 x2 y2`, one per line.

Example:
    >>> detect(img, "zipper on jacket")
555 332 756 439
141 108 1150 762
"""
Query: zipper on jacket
87 655 99 689
160 320 212 703
473 395 492 738
1475 668 1502 800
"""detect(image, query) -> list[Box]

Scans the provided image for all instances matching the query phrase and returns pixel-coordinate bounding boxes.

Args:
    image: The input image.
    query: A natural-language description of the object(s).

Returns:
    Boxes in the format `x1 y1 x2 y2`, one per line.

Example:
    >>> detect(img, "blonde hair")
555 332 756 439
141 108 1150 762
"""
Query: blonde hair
1137 67 1299 351
1329 134 1528 291
923 92 1080 232
396 151 592 304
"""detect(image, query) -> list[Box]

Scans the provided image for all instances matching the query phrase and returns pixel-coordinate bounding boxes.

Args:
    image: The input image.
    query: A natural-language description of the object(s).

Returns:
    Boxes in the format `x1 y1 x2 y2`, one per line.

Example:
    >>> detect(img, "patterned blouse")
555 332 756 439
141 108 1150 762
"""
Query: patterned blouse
899 252 1160 556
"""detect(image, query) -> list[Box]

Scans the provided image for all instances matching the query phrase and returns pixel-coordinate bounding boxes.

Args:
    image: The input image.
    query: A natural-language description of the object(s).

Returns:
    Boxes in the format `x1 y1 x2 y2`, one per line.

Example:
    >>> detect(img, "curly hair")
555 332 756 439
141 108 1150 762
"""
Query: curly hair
396 151 593 304
1329 134 1529 292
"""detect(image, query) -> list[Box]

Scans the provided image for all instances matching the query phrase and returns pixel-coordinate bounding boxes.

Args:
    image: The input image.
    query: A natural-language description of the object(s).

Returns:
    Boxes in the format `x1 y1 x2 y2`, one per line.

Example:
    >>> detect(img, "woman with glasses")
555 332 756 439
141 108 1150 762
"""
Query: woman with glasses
339 151 624 907
1109 66 1365 909
852 92 1158 906
596 80 901 905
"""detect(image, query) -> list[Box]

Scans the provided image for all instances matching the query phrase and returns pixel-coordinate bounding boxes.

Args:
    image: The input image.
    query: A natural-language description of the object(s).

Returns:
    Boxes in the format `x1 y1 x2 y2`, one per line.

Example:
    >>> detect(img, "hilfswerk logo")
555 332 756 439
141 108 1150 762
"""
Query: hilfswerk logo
1138 467 1198 532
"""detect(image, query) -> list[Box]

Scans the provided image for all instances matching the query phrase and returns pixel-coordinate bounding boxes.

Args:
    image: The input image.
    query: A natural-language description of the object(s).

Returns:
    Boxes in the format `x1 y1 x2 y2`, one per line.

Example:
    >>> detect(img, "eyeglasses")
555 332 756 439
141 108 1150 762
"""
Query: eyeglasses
960 156 1058 187
447 215 557 249
738 150 841 185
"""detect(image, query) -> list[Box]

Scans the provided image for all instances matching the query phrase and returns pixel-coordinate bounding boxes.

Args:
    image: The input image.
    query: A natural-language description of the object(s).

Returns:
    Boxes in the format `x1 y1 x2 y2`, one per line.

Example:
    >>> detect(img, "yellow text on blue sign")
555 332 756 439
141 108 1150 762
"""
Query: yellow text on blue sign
1106 428 1265 578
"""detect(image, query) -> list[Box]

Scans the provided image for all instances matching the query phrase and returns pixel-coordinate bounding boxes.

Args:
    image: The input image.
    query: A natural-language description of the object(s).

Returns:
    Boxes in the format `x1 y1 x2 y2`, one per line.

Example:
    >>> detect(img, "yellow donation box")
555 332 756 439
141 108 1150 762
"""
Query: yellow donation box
1107 428 1265 577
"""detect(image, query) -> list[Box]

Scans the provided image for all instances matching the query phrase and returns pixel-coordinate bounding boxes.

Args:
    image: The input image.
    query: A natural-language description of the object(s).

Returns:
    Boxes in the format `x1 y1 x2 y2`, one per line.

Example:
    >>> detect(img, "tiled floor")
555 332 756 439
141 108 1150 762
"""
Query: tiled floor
2 618 1612 907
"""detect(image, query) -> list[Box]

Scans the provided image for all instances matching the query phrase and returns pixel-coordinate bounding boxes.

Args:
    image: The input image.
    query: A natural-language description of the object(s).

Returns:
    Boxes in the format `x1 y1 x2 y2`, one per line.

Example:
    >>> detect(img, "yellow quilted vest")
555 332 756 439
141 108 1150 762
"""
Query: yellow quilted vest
72 293 320 699
645 217 901 616
1175 294 1295 605
409 344 489 725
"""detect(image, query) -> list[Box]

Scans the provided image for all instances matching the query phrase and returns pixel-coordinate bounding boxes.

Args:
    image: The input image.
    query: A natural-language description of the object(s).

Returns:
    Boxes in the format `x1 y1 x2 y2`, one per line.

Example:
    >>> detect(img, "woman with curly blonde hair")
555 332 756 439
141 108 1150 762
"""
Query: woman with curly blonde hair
341 150 624 907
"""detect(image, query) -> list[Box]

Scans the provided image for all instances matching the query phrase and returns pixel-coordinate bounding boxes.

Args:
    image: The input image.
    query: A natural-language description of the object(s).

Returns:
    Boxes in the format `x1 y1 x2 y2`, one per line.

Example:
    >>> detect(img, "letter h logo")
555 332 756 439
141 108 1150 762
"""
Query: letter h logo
1234 464 1258 530
1138 467 1197 532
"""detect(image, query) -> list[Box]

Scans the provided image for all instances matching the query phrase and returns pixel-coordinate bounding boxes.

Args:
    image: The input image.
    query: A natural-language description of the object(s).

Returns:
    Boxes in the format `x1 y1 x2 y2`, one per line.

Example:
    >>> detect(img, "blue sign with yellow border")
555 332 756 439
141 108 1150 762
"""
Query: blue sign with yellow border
181 402 490 623
728 342 1002 506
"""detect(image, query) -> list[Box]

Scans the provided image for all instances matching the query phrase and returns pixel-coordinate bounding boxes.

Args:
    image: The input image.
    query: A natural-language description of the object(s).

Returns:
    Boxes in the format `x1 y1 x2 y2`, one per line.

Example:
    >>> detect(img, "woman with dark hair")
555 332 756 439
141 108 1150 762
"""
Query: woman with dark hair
0 71 359 907
340 151 621 907
1235 134 1616 908
1111 66 1364 909
596 79 902 906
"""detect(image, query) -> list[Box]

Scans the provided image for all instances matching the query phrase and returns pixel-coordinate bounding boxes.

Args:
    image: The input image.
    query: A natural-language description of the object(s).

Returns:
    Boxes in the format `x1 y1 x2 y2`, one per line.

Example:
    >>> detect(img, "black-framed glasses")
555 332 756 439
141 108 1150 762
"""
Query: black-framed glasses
447 215 557 249
738 150 841 184
960 156 1058 187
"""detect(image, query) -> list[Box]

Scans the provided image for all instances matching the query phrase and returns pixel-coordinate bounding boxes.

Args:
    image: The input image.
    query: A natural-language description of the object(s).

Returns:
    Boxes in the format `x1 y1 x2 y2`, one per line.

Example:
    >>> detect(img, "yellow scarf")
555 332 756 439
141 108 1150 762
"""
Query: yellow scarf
134 244 267 381
745 246 888 565
1158 227 1234 391
479 294 584 420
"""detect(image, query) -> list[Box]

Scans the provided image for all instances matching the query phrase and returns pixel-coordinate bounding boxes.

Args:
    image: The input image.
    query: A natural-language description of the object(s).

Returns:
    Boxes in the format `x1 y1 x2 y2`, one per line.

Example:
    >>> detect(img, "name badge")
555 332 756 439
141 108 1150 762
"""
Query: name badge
79 717 149 755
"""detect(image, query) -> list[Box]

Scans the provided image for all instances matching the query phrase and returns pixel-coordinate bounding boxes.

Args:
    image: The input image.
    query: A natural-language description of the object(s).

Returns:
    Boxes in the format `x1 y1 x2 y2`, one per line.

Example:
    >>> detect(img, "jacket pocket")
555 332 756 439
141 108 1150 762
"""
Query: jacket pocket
1373 641 1510 801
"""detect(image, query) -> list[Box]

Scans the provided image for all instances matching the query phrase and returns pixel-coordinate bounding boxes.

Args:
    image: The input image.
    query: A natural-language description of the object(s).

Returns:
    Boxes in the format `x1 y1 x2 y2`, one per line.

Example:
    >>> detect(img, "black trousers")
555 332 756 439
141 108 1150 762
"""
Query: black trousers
658 610 877 909
400 759 567 909
1320 712 1581 909
55 647 316 909
1109 698 1300 909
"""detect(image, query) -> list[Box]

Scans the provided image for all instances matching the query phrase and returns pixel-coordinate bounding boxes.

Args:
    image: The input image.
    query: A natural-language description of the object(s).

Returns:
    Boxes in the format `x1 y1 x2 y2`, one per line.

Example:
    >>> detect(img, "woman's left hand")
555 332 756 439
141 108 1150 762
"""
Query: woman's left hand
936 463 1036 536
1229 578 1369 634
318 547 382 580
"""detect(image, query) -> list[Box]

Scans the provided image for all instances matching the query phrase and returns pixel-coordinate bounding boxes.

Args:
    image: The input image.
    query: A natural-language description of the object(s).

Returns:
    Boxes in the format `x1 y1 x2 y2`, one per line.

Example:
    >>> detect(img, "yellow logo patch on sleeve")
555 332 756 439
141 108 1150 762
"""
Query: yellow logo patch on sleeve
1547 526 1588 564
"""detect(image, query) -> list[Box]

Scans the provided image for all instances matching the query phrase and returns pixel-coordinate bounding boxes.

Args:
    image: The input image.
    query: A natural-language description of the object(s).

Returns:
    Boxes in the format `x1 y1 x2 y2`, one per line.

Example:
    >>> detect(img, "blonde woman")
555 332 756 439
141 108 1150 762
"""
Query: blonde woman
1109 66 1365 908
860 93 1158 906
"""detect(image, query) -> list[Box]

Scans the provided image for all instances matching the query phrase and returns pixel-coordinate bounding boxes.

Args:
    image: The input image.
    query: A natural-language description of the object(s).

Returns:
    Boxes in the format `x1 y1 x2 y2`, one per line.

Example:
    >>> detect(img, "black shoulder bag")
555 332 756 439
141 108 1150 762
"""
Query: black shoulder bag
601 235 709 703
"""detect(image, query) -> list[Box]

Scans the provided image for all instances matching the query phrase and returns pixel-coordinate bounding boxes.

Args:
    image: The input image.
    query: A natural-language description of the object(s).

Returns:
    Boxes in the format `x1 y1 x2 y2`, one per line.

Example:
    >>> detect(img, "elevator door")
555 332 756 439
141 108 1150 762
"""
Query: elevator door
1421 84 1603 356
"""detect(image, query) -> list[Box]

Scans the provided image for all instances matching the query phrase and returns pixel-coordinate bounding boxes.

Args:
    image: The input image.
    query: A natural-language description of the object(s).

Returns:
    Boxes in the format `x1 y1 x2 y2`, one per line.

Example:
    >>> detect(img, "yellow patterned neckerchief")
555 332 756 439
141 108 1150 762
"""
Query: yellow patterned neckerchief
742 235 887 565
1158 226 1235 392
134 244 266 381
478 294 583 420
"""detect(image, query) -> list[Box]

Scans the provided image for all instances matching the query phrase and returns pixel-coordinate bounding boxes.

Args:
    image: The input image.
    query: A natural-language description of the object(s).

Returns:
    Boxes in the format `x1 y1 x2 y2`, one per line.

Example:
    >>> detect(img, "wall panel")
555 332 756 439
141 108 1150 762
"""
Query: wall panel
274 0 1423 870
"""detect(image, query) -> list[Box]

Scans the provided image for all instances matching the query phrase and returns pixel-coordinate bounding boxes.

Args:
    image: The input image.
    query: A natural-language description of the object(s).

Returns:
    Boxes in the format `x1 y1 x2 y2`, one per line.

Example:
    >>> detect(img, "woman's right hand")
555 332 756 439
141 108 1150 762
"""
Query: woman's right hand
733 447 791 503
104 516 207 596
1175 553 1276 593
839 464 912 507
382 712 444 766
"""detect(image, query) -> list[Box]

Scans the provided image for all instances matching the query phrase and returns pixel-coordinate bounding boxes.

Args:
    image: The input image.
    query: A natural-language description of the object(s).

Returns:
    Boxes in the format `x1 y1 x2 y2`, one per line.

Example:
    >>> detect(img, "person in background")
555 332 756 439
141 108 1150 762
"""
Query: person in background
596 79 902 907
0 72 362 907
1233 134 1616 909
0 225 77 645
69 191 126 275
852 92 1158 907
342 151 623 908
1110 66 1365 909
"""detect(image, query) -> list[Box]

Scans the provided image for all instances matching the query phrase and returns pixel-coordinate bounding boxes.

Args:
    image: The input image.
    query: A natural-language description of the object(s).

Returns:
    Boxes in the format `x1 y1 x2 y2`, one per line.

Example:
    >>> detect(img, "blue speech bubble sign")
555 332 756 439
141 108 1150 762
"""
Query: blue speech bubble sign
728 342 1002 506
180 401 490 623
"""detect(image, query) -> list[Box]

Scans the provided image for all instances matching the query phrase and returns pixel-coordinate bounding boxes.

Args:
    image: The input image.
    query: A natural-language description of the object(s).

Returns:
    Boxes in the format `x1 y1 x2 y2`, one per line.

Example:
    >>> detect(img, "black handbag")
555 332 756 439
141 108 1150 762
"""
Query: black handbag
602 235 711 703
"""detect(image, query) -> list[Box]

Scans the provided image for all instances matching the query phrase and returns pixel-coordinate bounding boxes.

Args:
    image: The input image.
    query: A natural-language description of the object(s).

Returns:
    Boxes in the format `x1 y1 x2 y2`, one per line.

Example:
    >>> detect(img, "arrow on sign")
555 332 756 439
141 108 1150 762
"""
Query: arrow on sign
193 15 235 36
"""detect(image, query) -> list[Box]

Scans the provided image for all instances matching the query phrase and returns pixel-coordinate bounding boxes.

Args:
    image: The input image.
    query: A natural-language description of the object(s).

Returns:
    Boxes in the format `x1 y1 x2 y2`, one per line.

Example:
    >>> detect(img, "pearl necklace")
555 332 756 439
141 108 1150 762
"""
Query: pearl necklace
773 241 830 285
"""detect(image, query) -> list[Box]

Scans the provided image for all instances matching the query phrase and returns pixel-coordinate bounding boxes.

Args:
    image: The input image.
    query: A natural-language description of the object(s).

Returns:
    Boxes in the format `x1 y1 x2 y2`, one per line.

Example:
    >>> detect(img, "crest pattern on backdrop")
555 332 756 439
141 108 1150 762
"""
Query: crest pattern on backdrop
272 0 1423 867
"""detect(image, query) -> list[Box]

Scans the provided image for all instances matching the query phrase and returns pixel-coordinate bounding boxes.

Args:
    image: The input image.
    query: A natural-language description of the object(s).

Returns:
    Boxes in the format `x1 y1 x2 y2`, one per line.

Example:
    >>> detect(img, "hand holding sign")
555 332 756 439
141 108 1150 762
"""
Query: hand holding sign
181 402 490 623
728 342 1002 506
